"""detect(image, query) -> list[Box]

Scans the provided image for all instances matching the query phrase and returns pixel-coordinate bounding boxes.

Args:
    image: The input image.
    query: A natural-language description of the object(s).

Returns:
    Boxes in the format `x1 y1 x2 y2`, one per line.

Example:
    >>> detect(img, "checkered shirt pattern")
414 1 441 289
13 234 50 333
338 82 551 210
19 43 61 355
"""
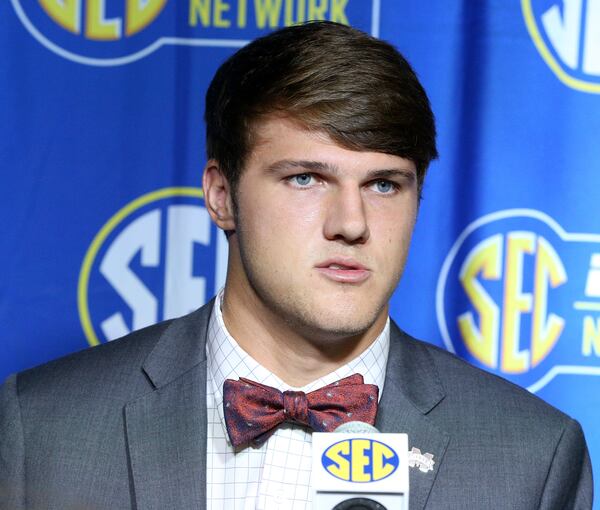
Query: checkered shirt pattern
206 291 390 510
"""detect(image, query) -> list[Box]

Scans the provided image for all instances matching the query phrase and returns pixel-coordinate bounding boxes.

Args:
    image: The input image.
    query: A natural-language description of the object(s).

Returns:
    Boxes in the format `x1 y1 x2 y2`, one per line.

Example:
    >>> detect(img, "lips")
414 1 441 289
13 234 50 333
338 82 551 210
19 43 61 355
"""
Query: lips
315 258 371 283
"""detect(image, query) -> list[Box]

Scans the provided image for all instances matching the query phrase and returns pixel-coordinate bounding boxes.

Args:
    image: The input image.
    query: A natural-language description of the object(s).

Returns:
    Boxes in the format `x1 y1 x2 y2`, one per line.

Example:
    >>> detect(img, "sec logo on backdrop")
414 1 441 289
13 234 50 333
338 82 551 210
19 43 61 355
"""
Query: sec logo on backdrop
11 0 380 66
78 187 228 346
523 0 600 93
437 209 600 392
322 438 399 483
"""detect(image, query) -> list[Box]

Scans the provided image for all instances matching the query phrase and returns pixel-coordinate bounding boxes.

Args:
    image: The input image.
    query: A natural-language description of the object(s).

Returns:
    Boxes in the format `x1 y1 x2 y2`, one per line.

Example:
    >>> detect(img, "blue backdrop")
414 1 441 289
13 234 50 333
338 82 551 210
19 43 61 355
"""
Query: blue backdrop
2 0 599 503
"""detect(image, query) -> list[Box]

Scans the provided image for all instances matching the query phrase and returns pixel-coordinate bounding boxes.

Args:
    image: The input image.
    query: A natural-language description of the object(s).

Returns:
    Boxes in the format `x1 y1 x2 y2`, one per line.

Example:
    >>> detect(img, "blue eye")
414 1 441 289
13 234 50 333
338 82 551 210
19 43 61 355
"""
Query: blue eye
374 180 395 193
293 173 313 186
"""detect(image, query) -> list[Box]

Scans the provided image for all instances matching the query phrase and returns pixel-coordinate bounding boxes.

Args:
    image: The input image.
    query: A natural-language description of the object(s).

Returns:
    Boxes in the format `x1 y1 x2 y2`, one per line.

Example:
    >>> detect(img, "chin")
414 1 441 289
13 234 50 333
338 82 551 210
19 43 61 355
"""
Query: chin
298 305 384 343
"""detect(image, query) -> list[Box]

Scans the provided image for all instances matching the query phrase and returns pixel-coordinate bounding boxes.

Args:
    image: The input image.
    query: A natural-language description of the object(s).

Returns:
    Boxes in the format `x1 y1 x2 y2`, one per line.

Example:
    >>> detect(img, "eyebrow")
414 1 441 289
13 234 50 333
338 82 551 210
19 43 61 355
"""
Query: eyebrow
365 168 416 182
265 159 416 182
265 159 332 174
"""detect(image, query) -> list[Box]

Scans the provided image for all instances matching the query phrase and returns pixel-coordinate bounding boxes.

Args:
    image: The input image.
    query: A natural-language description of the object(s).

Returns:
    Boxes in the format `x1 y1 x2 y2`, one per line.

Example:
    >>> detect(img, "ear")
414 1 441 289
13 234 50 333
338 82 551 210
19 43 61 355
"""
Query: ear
202 160 236 231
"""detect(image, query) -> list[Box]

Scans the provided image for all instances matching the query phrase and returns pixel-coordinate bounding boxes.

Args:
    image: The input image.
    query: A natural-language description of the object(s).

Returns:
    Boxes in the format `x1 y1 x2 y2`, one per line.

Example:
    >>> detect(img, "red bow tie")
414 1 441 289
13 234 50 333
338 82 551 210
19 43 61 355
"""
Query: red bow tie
223 373 379 448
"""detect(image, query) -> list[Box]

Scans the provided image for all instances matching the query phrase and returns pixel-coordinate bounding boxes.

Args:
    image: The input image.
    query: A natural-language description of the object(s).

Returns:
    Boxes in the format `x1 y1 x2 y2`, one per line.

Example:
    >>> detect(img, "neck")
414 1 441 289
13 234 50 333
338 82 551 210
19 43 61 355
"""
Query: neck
220 278 387 388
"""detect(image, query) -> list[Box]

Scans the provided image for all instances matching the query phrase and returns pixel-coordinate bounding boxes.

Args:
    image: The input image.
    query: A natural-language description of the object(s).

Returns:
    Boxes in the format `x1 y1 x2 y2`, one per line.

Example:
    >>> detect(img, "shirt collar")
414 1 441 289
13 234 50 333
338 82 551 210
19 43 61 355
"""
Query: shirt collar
207 289 390 438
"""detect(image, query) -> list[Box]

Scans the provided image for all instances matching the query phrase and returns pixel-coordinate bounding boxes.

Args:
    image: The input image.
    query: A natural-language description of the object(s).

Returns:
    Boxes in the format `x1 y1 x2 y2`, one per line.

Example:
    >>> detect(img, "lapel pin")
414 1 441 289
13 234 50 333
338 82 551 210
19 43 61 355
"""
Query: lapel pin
408 447 435 473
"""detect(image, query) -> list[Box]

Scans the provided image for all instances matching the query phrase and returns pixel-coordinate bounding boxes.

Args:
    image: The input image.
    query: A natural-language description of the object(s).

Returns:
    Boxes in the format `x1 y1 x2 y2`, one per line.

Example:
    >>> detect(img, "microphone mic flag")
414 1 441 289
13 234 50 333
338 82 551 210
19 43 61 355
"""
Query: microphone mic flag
311 422 409 510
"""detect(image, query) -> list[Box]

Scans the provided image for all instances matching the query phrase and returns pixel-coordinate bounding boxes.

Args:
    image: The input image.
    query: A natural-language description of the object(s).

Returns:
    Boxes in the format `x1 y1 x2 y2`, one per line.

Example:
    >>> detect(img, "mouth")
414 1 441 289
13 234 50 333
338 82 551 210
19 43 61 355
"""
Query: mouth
315 258 371 283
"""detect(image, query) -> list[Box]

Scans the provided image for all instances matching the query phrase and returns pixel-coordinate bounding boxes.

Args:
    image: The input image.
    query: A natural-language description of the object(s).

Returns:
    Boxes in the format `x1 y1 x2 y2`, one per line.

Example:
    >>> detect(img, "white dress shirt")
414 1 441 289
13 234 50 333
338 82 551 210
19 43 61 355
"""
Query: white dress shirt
206 291 390 509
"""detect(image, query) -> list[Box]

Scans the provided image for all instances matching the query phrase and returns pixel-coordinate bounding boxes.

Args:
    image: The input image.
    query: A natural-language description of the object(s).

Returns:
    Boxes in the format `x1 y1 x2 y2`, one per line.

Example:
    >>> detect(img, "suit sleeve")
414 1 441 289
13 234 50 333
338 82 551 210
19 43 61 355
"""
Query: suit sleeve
0 374 25 510
538 417 593 510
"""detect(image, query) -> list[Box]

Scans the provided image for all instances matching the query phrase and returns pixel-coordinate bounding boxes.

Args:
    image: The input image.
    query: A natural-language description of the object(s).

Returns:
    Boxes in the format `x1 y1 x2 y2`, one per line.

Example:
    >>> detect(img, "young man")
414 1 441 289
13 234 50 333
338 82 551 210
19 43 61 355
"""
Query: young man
0 22 592 510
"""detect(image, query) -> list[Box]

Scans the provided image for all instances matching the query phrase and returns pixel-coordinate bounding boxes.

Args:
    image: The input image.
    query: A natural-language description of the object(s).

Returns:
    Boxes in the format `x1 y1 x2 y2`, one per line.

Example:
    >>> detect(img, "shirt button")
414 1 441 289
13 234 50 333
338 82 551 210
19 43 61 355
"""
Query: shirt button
273 488 287 507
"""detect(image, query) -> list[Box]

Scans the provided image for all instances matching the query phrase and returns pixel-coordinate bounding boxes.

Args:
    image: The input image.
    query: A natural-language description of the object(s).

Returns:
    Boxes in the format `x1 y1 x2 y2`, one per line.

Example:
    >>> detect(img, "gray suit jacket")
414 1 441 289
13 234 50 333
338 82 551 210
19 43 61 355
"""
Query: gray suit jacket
0 301 593 509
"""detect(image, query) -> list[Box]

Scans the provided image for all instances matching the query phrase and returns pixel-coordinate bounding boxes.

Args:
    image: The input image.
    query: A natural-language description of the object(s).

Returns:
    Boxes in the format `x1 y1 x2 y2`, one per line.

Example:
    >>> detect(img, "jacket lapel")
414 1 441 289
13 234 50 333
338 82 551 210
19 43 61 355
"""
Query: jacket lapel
376 322 450 510
124 302 214 510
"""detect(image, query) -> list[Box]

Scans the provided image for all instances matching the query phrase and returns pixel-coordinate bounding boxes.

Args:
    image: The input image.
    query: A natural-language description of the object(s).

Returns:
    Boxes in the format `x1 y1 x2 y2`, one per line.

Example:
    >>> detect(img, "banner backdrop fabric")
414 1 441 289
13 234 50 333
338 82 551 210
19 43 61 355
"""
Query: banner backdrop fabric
2 0 599 502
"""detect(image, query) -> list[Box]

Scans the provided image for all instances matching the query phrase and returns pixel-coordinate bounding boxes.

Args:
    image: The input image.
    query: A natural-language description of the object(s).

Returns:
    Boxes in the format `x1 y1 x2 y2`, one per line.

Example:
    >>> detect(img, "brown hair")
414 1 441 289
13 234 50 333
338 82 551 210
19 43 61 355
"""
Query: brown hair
205 21 437 194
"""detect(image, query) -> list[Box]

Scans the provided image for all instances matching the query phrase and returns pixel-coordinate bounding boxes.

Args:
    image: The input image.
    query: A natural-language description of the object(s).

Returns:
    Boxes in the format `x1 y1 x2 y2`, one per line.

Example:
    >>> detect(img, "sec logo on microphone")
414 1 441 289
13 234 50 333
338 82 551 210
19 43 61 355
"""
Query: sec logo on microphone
321 438 399 483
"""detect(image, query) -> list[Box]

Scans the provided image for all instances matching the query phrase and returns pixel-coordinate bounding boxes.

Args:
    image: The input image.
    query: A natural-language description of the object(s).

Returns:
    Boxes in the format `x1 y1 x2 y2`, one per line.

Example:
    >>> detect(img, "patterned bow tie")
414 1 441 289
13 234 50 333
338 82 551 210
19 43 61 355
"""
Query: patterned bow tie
223 373 378 448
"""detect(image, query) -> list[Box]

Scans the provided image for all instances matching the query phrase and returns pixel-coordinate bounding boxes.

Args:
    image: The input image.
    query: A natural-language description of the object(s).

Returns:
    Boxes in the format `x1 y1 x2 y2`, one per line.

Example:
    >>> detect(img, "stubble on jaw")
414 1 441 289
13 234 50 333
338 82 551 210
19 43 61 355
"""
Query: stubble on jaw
228 203 410 357
232 228 393 351
219 219 410 385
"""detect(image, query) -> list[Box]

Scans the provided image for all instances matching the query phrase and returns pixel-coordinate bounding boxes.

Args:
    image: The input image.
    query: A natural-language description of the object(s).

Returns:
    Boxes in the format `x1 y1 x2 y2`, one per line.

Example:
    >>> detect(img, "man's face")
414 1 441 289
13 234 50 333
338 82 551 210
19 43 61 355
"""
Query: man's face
225 116 419 344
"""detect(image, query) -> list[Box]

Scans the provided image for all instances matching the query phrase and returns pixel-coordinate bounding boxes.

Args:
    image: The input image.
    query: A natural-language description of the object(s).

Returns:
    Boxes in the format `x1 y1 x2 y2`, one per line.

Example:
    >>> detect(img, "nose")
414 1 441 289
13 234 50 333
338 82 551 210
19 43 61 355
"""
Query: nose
323 186 370 244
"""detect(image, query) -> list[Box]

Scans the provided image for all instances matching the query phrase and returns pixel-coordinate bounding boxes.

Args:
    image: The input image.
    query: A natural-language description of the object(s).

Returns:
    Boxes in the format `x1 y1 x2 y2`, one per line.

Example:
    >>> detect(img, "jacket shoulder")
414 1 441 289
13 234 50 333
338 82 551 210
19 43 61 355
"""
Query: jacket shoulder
395 332 593 508
16 319 173 403
16 299 214 397
398 330 572 427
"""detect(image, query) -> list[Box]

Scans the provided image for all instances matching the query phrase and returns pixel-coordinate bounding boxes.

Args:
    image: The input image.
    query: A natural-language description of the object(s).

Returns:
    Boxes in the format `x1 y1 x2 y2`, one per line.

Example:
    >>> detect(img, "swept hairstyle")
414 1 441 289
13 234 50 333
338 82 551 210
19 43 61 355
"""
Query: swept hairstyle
205 21 438 195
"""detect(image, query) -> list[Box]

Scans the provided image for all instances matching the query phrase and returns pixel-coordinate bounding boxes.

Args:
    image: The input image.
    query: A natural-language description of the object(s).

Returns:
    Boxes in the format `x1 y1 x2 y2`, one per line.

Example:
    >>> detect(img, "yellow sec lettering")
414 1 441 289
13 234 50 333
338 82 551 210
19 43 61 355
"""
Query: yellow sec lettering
188 0 349 30
86 0 122 40
325 441 350 480
126 0 166 36
308 0 327 19
351 439 371 482
237 0 248 27
582 316 600 357
283 0 295 25
189 0 210 27
371 441 395 481
458 234 503 368
39 0 81 33
213 0 232 27
501 232 534 373
294 0 307 23
330 0 349 24
254 0 284 29
531 236 566 367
